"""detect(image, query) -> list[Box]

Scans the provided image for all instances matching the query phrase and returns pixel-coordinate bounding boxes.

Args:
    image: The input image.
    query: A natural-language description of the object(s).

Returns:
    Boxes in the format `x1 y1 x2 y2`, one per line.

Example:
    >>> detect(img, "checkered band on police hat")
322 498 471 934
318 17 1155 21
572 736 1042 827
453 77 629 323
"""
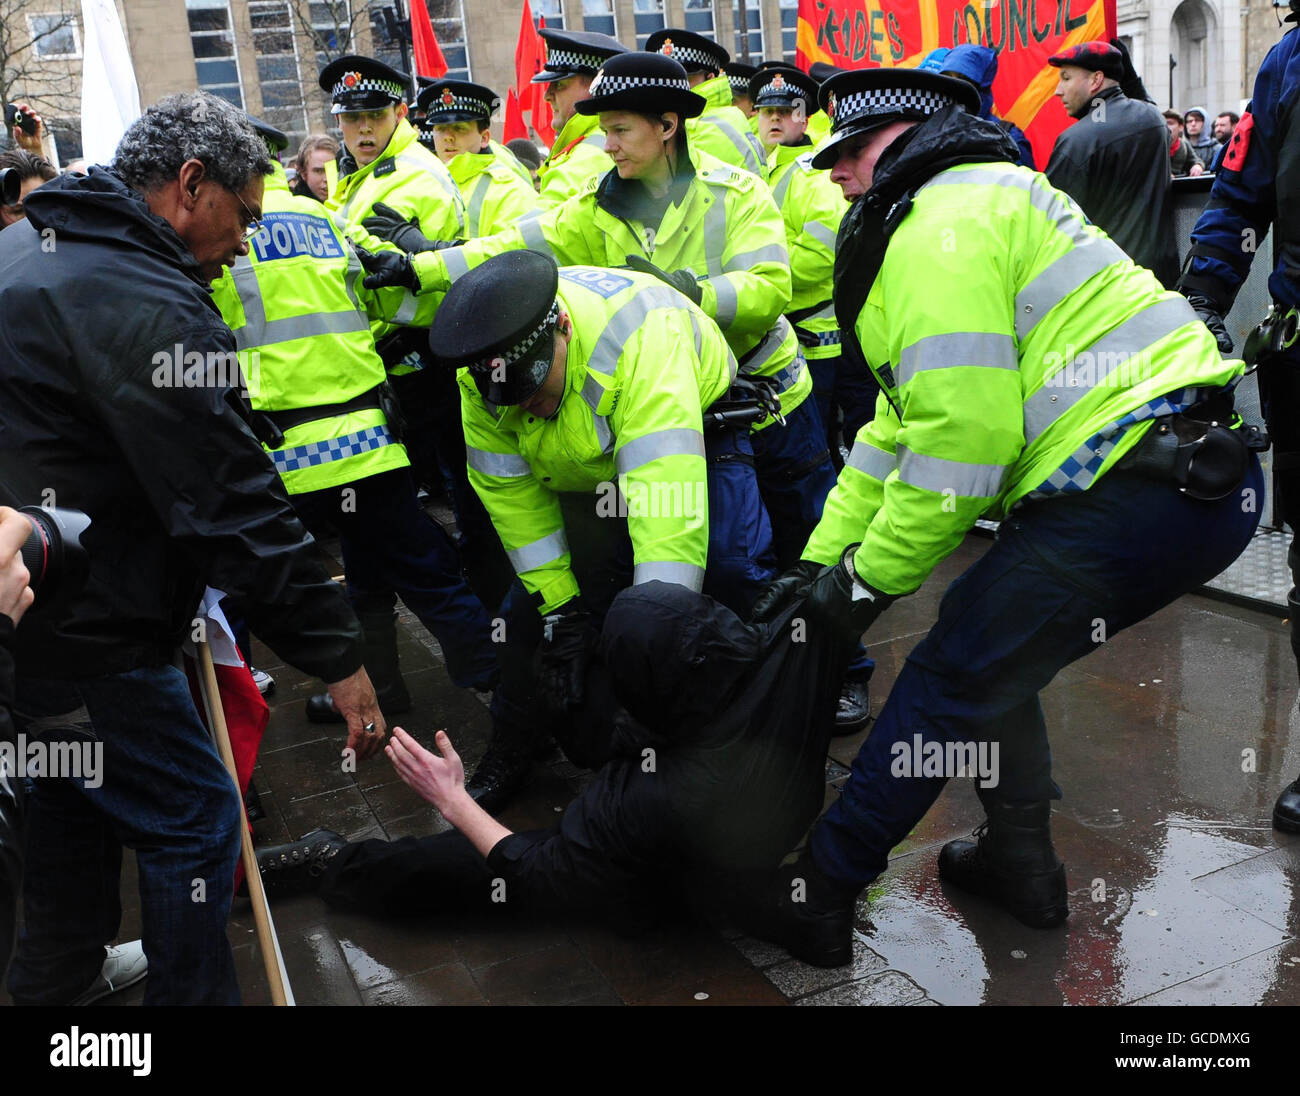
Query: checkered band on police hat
470 302 561 374
546 46 609 73
332 71 404 102
588 69 690 97
655 40 718 71
727 74 749 94
830 84 957 129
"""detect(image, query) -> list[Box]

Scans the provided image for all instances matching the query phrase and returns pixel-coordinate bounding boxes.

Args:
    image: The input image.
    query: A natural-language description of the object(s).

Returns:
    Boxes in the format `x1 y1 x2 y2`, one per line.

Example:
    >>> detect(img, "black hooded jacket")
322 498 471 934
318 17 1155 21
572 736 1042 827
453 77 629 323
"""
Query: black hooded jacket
0 168 361 681
1045 85 1179 286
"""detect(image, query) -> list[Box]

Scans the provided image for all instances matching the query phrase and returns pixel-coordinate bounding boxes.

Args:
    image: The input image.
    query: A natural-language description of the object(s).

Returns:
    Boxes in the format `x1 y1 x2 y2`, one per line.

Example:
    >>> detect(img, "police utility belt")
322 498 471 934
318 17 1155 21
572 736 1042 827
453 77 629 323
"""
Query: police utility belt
250 382 405 450
1114 386 1268 501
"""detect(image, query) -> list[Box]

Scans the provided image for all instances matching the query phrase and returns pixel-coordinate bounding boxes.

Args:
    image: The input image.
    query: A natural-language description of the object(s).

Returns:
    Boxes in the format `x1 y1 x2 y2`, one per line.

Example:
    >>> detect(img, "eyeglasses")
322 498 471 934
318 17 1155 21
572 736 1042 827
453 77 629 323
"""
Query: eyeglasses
229 187 263 243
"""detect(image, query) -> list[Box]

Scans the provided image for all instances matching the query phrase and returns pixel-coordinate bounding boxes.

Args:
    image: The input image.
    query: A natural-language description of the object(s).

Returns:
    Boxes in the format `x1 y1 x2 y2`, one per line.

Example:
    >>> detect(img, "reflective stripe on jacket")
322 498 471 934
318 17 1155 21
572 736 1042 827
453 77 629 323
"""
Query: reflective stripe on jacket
690 73 768 176
461 266 735 613
804 160 1244 595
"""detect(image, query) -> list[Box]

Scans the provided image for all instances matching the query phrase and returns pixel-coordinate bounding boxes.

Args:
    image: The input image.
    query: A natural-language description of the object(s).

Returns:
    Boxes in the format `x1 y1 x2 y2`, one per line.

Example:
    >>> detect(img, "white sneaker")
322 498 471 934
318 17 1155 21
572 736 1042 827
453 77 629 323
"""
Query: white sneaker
68 940 149 1005
250 667 276 696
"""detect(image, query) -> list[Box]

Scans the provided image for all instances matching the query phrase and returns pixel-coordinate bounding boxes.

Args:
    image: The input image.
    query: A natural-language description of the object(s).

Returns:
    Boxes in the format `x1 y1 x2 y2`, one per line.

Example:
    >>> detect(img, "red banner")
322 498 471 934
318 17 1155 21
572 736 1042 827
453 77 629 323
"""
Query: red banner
410 0 448 80
796 0 1117 168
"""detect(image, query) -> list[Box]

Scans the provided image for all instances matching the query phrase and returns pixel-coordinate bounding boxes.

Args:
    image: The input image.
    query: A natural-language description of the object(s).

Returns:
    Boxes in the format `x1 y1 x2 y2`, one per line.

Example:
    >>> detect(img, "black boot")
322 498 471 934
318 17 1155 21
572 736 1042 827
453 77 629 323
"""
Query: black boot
465 729 543 813
735 854 859 968
306 608 412 723
833 675 871 736
1273 777 1300 833
256 829 348 899
937 798 1068 928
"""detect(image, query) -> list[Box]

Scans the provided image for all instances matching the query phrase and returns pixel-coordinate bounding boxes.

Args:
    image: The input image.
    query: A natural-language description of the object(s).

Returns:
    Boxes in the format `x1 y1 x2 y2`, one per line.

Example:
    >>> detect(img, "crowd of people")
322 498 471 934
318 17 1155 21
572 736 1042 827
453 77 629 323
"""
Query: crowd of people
0 17 1294 1006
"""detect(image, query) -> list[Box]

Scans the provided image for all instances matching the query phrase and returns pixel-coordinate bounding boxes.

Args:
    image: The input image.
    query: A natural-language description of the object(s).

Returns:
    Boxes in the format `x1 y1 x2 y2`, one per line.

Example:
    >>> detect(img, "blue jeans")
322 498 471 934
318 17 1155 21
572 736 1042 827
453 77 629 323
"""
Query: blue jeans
8 665 242 1005
750 394 838 570
811 460 1265 889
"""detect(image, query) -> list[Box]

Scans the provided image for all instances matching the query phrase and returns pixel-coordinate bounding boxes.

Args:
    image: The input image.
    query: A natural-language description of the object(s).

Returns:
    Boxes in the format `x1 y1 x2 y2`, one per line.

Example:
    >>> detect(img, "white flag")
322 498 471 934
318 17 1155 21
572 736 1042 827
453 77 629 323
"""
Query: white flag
80 0 141 168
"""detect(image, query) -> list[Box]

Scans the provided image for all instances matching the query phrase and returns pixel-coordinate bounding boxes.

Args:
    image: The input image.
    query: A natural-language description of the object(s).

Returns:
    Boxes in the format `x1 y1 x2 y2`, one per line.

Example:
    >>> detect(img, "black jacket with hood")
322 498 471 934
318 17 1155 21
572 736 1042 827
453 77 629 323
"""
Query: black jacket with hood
1044 85 1179 286
0 168 362 682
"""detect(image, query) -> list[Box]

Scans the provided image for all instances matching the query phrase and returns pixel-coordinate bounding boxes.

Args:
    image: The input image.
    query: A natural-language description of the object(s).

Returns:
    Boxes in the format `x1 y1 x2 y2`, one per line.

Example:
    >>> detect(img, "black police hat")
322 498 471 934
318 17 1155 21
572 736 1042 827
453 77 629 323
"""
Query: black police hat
429 251 561 407
534 27 627 83
811 67 980 170
724 61 757 98
319 54 409 114
644 28 729 74
808 61 845 83
417 80 500 124
574 52 706 120
749 65 819 111
246 114 289 154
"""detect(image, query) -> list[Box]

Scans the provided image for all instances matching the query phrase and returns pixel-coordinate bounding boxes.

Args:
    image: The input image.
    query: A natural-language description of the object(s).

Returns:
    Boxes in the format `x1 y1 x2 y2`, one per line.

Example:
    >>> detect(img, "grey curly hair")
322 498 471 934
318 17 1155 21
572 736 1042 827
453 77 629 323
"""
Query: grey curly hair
113 91 273 194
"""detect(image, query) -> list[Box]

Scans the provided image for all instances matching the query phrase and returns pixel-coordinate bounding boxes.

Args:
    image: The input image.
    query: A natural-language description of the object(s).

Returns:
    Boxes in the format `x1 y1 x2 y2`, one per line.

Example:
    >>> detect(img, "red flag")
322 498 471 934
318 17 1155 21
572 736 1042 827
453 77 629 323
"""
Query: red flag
515 3 556 144
531 14 555 143
503 88 529 143
410 0 448 80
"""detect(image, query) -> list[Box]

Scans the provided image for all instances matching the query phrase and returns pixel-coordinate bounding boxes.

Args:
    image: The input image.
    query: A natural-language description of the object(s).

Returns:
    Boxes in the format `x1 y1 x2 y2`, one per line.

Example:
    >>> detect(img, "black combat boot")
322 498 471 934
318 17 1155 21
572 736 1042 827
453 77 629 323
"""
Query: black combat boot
937 798 1068 928
256 829 348 899
736 853 859 968
1274 590 1300 833
306 608 412 723
464 727 544 813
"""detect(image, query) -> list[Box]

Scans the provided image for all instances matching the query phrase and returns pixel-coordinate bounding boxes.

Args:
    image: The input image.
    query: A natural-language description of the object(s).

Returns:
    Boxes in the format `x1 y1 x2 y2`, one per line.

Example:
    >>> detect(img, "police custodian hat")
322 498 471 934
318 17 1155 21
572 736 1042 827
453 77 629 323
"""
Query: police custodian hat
429 251 561 407
417 80 500 125
645 28 729 74
534 27 627 83
811 67 980 170
575 52 706 120
319 54 409 114
749 65 819 112
246 114 289 154
724 61 757 99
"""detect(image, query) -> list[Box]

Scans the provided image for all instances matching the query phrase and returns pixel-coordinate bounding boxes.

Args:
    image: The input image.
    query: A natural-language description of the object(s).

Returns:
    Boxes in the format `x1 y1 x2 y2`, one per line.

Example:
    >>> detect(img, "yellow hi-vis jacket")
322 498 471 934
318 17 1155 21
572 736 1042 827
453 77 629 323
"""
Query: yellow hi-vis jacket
766 141 846 362
804 162 1245 596
210 165 408 495
690 73 767 176
445 148 541 237
412 146 811 424
537 111 612 209
325 118 465 335
462 266 736 614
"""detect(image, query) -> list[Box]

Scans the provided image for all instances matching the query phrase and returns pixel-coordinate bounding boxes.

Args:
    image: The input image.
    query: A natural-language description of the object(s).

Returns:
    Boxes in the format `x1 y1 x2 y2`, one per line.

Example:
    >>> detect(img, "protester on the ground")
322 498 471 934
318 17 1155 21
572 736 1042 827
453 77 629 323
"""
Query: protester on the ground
0 91 385 1005
1044 43 1181 284
742 66 1262 968
291 133 337 201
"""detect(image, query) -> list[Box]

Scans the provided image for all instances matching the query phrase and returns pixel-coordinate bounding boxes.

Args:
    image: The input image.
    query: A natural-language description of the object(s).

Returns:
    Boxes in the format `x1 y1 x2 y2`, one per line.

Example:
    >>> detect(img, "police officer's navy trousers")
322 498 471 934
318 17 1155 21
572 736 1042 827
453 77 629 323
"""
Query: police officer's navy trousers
292 468 498 690
808 351 879 469
810 460 1265 889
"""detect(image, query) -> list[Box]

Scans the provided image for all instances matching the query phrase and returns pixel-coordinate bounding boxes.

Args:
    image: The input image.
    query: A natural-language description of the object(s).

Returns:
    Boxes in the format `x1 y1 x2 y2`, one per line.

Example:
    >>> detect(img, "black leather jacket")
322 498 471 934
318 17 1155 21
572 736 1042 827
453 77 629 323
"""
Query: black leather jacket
1045 86 1180 286
0 168 362 682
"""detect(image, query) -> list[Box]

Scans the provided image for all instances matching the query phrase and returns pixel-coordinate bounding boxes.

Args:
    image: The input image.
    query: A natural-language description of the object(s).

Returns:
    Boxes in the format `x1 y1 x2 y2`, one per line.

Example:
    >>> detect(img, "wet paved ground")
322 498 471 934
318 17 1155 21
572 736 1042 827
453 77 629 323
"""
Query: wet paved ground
11 529 1300 1007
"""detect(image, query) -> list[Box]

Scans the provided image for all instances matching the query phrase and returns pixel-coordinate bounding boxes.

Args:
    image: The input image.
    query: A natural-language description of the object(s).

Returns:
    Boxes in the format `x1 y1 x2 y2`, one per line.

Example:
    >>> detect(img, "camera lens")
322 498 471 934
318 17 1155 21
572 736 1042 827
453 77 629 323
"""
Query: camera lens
17 507 91 607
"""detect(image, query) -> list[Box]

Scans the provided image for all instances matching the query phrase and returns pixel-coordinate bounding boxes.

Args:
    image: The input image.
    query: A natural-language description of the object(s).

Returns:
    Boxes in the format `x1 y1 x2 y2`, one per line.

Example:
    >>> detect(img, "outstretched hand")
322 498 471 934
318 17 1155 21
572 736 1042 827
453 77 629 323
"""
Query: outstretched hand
386 726 463 811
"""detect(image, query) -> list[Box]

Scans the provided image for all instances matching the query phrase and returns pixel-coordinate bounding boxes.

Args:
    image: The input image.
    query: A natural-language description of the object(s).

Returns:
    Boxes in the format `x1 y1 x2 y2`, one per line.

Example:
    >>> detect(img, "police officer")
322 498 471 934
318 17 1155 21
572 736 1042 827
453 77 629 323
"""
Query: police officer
745 66 1263 966
1179 1 1300 832
416 79 540 236
209 118 500 722
418 250 777 806
725 60 758 117
645 28 767 176
533 28 628 209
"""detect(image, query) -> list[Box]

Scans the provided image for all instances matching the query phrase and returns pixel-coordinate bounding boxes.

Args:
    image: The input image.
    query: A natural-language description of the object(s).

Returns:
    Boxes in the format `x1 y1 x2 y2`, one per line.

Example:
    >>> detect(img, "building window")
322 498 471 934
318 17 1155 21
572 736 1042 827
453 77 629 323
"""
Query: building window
249 0 308 137
27 13 81 60
48 118 82 160
779 0 797 62
634 0 665 49
683 0 715 37
582 0 615 37
427 0 470 81
187 0 244 108
534 0 564 31
732 0 762 62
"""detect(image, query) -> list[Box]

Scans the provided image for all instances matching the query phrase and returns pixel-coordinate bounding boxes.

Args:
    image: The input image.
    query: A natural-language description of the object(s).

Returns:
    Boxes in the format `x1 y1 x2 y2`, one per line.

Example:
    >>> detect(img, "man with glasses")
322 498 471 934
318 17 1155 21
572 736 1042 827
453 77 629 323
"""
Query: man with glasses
0 92 385 1004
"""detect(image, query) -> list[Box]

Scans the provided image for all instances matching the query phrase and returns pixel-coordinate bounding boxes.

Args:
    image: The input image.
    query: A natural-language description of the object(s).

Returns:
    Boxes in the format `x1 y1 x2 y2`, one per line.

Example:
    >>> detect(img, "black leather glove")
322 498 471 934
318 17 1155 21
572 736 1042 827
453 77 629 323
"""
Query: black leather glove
625 255 704 305
361 201 457 254
534 605 600 714
802 544 893 648
1110 37 1152 103
750 558 822 624
354 243 421 292
1183 291 1234 354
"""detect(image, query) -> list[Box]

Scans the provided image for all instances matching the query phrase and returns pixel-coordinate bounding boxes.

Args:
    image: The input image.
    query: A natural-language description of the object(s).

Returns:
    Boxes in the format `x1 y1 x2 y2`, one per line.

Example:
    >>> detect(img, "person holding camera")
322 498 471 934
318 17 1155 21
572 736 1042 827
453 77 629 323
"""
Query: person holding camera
0 92 386 1006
